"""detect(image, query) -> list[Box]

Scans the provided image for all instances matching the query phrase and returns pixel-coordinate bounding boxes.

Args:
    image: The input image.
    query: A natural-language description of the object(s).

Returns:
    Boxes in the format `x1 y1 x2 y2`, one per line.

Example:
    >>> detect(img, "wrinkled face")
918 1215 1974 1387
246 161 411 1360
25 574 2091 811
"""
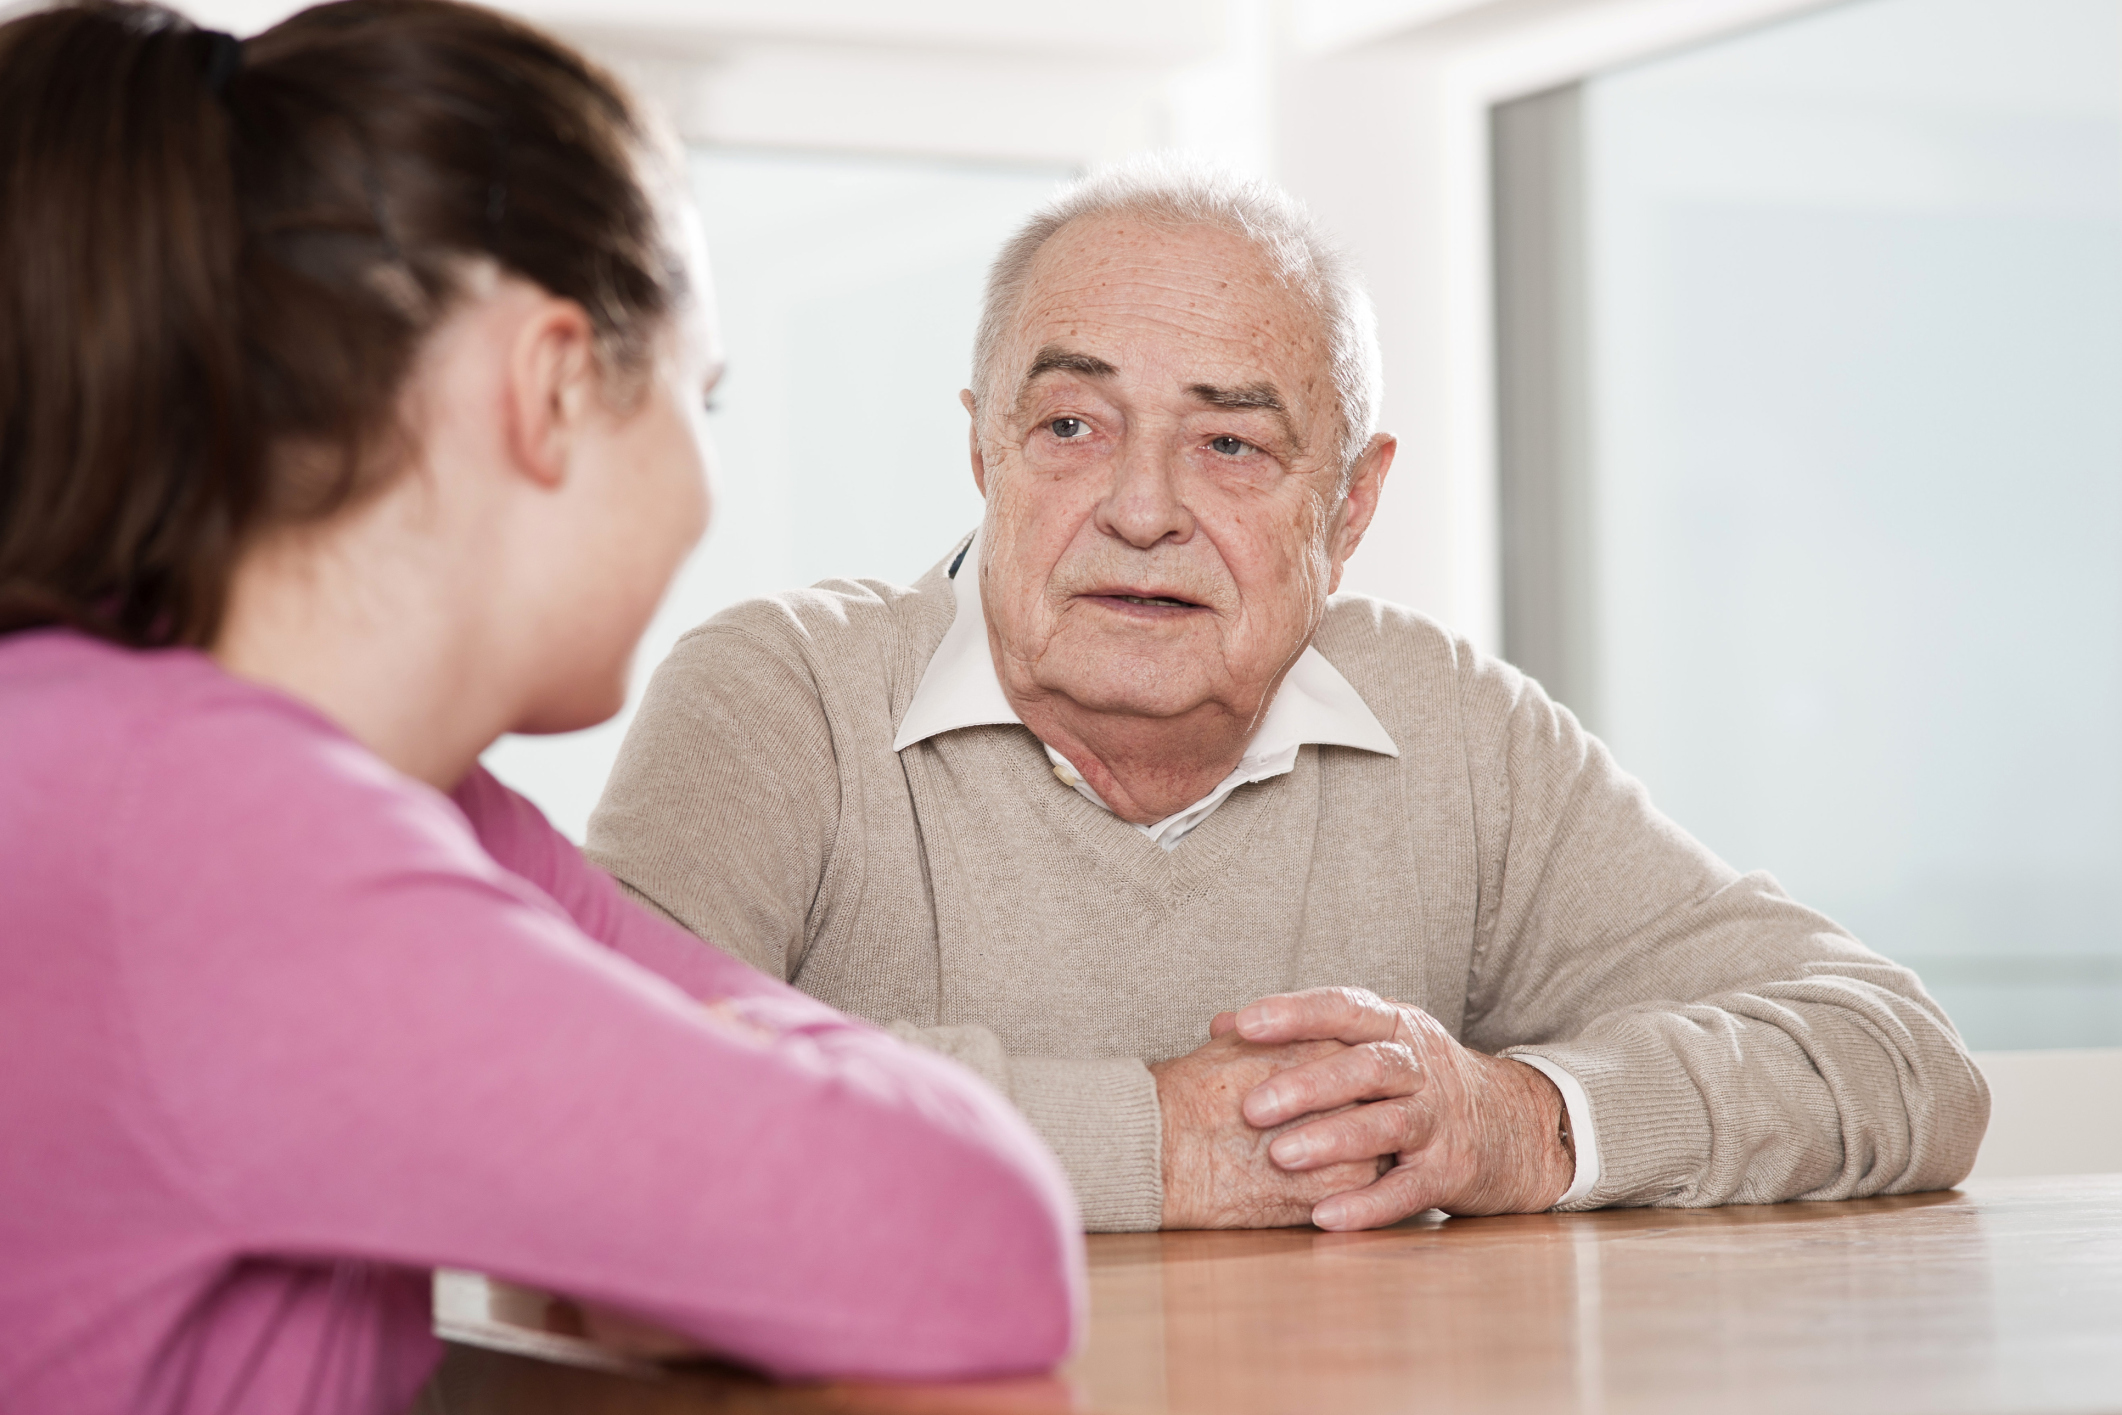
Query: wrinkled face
973 215 1362 730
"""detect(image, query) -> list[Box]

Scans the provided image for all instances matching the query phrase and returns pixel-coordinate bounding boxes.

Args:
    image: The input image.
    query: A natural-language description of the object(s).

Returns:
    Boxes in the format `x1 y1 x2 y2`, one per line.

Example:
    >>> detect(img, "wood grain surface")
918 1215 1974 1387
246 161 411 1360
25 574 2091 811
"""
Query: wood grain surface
415 1175 2122 1414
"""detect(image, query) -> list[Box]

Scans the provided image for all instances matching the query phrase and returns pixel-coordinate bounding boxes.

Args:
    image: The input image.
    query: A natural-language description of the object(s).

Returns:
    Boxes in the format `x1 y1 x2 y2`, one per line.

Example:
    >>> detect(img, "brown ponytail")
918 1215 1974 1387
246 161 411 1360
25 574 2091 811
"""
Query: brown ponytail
0 0 680 648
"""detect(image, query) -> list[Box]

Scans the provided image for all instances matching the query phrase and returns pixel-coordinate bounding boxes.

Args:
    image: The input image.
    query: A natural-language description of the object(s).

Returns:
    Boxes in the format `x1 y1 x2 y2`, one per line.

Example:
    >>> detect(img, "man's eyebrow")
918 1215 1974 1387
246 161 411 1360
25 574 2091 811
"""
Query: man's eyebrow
1189 381 1302 451
1023 347 1119 383
1187 382 1285 412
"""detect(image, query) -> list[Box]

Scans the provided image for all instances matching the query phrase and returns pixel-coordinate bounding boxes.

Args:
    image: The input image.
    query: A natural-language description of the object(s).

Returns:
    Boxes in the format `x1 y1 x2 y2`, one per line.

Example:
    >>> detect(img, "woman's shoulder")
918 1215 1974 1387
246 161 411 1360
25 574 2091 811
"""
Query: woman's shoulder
0 631 277 814
1 627 333 733
1 626 218 716
0 629 486 898
2 629 373 785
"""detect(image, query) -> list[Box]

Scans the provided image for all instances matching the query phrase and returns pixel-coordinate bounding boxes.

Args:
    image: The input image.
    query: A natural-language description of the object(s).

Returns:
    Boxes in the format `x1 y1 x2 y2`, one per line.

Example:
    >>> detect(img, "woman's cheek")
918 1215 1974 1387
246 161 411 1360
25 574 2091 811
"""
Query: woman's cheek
644 400 712 580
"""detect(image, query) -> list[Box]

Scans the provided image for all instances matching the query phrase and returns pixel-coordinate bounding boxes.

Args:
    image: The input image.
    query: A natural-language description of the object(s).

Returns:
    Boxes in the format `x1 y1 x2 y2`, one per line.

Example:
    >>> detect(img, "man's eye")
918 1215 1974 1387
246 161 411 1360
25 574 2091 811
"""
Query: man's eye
1208 435 1256 456
1049 417 1090 440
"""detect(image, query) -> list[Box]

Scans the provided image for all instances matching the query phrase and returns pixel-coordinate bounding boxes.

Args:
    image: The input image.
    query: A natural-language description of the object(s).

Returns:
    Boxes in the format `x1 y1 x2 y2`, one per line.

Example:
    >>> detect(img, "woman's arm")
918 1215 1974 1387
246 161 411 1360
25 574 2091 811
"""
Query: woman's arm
449 764 799 1009
113 703 1083 1380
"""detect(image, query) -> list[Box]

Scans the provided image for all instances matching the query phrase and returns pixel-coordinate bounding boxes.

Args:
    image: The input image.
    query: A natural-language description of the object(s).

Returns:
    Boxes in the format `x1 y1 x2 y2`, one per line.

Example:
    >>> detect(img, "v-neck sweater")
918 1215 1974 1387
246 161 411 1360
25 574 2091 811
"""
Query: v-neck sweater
587 551 1989 1232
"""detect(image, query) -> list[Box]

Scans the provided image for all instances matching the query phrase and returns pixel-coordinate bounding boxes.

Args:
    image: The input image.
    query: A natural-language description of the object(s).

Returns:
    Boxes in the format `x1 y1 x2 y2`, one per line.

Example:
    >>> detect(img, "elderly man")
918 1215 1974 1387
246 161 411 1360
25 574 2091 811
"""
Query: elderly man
587 159 1987 1233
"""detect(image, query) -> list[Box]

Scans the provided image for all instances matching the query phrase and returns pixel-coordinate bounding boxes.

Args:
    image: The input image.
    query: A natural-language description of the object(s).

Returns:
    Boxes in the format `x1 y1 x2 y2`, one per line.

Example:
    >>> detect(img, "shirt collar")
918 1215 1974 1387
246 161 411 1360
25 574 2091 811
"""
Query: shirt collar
892 527 1401 763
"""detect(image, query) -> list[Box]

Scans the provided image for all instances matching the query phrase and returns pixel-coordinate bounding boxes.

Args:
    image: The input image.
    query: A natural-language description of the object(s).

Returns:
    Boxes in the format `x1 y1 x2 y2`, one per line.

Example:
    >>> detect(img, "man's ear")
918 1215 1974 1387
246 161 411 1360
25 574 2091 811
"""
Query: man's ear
1326 433 1397 594
505 299 600 490
960 389 989 498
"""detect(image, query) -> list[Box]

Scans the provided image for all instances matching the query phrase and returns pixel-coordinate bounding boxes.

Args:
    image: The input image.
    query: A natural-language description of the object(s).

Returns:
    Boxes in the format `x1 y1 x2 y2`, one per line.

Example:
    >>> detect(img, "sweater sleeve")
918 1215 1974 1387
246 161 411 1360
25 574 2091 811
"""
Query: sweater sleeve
450 764 782 1007
884 1024 1165 1234
587 624 839 983
110 701 1083 1381
1452 651 1990 1209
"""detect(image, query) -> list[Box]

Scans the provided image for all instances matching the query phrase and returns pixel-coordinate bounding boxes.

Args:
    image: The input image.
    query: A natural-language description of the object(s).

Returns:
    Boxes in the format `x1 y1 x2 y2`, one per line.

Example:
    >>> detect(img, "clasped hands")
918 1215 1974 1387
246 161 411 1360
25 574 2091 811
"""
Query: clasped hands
1150 987 1575 1231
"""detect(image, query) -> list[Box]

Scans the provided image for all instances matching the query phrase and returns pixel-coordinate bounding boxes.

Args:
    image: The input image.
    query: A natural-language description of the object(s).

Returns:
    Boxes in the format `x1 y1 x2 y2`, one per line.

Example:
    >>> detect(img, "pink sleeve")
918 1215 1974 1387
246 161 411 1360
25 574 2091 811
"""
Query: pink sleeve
111 710 1082 1380
449 766 780 1007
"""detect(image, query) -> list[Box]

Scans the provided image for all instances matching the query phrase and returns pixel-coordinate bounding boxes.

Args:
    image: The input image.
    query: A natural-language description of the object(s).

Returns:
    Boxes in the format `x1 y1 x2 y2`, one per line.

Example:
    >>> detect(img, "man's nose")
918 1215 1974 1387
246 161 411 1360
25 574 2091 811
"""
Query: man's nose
1094 437 1195 550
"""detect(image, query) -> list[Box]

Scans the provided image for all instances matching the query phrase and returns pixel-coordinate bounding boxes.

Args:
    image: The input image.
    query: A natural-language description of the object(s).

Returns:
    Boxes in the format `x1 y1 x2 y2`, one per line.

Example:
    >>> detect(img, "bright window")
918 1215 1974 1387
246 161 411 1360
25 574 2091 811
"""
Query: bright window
1497 0 2122 1048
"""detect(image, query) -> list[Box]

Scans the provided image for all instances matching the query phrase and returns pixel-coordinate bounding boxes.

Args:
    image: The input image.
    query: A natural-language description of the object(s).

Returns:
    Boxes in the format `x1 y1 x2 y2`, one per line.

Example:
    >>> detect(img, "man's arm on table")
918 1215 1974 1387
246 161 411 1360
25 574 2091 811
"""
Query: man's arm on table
586 620 1355 1232
1240 651 1991 1220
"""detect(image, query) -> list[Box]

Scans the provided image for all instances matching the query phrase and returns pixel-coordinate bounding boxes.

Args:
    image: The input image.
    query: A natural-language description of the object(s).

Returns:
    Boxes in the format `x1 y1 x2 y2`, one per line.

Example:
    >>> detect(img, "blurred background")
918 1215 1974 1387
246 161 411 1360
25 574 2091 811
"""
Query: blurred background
192 0 2122 1088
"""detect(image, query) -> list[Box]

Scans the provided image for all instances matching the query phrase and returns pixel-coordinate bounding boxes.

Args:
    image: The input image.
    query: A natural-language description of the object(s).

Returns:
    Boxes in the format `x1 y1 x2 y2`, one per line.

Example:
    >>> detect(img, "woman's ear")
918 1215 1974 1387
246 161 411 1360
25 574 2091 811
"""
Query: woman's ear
504 298 600 490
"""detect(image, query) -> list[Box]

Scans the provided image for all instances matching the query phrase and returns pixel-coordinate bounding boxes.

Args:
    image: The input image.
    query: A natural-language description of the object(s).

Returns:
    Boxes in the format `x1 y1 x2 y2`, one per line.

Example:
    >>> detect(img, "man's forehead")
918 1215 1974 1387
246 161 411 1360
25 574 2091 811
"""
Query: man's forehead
1018 219 1295 326
1006 218 1328 402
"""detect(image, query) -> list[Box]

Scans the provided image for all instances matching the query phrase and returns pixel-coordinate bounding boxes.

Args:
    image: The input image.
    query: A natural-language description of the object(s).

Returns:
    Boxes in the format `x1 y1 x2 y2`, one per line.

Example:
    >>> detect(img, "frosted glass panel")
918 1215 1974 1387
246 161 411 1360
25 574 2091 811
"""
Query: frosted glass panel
1581 0 2122 1047
483 150 1068 839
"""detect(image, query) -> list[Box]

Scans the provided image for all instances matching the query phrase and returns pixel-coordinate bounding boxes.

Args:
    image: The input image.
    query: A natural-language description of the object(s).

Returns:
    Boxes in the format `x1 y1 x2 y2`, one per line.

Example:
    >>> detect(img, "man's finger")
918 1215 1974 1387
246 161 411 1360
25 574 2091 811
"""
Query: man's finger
1208 1011 1238 1038
1265 1096 1428 1172
1233 986 1398 1047
1243 1040 1421 1128
1311 1161 1440 1232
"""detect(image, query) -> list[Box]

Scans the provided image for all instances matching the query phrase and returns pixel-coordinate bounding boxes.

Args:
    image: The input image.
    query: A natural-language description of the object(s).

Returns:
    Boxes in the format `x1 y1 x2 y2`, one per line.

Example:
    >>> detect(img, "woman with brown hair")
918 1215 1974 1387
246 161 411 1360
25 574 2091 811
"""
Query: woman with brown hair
0 3 1081 1411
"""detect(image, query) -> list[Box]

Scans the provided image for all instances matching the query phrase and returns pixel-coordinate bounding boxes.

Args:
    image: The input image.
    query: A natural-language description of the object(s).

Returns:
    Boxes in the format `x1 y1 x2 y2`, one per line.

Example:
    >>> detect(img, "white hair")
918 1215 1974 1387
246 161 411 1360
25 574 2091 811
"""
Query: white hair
970 152 1383 477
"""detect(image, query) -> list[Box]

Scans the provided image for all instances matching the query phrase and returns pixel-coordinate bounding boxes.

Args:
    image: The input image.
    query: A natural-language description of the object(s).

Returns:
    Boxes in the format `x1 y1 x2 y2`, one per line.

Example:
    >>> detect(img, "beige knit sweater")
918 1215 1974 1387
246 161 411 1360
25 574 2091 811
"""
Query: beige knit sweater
587 548 1989 1232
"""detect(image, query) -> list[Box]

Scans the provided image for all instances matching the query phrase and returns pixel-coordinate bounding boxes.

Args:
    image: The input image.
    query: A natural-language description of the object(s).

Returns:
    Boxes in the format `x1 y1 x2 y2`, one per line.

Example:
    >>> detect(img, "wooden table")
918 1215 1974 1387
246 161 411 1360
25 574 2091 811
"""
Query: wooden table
418 1175 2122 1414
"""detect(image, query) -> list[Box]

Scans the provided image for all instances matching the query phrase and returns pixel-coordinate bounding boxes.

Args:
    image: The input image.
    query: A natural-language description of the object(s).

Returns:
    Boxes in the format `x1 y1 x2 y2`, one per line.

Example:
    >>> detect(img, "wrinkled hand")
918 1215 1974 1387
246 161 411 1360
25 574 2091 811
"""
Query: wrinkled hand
1150 1032 1392 1229
1209 987 1573 1231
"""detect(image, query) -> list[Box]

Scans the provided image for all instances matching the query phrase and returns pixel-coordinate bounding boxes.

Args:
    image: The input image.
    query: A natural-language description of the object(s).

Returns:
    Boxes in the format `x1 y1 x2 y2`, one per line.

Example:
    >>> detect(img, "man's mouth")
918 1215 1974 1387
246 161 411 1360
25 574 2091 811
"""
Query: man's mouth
1081 589 1209 615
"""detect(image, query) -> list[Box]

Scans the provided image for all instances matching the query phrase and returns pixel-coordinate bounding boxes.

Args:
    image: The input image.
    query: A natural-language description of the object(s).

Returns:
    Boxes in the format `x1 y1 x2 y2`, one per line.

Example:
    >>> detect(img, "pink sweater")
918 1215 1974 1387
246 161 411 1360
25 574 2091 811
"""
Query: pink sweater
0 631 1082 1415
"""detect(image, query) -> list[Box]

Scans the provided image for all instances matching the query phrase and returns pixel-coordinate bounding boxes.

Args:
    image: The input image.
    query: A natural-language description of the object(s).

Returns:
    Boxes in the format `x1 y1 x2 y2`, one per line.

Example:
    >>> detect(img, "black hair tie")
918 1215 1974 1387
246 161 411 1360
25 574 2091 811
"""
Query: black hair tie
200 29 242 96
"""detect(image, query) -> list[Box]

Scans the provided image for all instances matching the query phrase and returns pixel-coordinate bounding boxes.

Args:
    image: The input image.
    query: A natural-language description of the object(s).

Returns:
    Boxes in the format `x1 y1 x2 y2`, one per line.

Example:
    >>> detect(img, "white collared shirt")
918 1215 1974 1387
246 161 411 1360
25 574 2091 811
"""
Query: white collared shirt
891 528 1601 1207
893 531 1401 849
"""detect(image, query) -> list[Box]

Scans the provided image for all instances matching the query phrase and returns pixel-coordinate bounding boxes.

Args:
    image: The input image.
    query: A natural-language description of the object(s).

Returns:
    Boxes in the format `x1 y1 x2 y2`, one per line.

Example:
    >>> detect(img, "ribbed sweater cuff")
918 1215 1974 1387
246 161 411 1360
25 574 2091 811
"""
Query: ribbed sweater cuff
1009 1056 1163 1232
1504 1030 1713 1210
